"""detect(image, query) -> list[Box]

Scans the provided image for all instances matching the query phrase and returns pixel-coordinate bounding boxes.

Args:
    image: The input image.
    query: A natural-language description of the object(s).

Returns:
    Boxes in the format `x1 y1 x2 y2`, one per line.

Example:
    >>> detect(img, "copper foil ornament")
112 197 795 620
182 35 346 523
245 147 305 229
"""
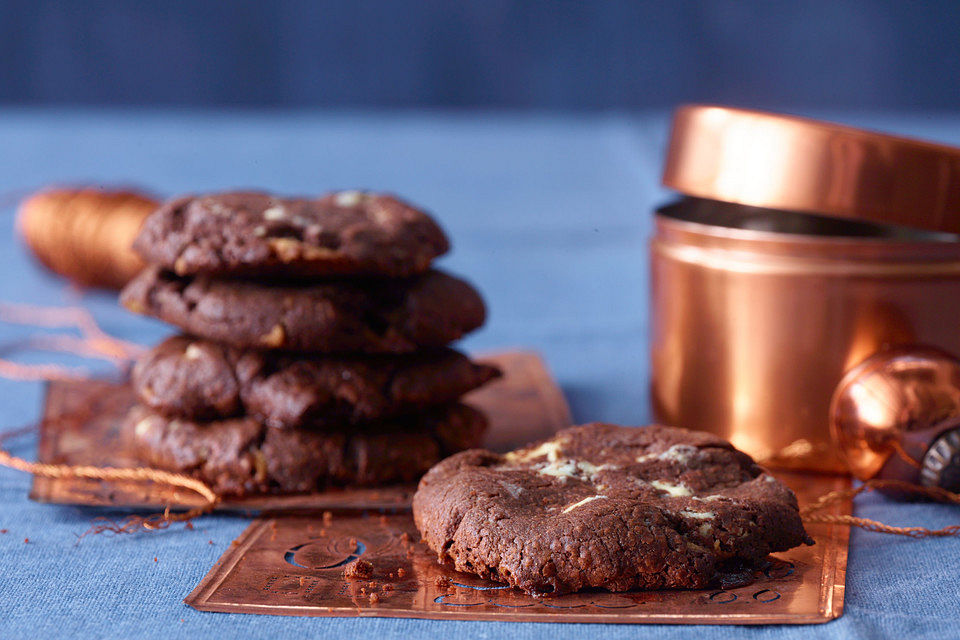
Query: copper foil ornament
831 347 960 490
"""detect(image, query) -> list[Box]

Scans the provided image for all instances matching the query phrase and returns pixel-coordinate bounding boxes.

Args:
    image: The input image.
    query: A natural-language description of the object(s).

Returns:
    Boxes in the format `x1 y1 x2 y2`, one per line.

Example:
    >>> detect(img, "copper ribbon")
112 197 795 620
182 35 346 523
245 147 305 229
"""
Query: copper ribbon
801 479 960 537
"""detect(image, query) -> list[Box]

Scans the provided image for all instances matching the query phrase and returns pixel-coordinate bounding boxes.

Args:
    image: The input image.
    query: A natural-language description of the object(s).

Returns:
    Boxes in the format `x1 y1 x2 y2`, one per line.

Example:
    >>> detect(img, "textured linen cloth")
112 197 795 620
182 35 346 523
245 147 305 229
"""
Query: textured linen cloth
0 109 958 639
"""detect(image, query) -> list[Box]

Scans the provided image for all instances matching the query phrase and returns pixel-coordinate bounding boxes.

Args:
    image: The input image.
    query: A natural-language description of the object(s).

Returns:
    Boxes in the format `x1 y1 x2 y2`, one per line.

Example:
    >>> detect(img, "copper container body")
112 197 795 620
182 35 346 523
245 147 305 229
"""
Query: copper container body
650 201 960 472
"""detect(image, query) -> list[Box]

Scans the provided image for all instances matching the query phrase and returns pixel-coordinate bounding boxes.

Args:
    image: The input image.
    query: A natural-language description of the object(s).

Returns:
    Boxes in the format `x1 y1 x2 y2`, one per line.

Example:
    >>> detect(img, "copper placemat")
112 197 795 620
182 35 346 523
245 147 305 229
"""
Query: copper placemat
29 350 570 511
185 471 849 624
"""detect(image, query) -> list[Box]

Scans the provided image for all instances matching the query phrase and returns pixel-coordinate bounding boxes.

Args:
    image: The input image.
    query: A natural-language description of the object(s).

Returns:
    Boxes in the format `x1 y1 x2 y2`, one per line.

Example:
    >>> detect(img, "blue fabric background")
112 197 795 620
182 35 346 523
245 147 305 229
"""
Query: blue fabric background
2 0 960 110
0 109 959 638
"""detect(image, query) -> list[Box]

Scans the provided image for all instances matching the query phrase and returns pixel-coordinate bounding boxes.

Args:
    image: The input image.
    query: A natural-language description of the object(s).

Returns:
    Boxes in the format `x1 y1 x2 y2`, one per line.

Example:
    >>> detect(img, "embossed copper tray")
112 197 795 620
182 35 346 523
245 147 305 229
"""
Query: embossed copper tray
29 350 570 511
185 471 849 624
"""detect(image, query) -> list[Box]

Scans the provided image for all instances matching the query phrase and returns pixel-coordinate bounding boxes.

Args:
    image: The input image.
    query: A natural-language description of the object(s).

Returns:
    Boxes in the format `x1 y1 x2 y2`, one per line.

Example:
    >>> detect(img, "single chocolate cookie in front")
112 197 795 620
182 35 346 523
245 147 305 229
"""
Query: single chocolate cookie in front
131 335 501 427
413 423 812 596
133 191 450 278
120 267 486 353
124 403 487 497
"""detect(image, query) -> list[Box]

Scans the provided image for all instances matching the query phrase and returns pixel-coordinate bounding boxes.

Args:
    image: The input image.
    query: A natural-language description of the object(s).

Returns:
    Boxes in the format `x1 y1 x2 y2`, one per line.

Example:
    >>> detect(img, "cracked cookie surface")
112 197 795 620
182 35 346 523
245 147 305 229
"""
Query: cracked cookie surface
413 423 811 595
120 267 486 353
132 335 501 427
124 402 487 496
132 191 449 278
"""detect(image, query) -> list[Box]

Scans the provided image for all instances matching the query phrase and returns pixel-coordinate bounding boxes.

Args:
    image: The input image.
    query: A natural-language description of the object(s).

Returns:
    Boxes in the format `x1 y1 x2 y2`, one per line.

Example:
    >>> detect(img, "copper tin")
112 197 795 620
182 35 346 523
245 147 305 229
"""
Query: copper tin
664 105 960 234
650 199 960 472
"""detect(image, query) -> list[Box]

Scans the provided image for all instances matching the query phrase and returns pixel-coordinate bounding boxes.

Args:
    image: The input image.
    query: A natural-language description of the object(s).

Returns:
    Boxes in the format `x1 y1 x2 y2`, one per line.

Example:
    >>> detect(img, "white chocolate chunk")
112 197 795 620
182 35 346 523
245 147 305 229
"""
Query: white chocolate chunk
698 523 713 536
262 205 287 220
134 418 154 437
258 324 286 347
184 343 204 360
507 439 563 463
536 459 581 479
334 190 363 207
679 509 715 520
497 481 524 499
659 444 699 463
536 458 615 482
561 495 606 513
636 444 700 465
650 480 693 497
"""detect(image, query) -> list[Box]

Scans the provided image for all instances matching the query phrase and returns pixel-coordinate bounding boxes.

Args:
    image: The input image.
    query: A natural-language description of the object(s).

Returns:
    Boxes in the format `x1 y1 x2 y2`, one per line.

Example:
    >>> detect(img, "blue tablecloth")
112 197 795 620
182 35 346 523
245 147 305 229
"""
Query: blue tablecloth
0 109 958 639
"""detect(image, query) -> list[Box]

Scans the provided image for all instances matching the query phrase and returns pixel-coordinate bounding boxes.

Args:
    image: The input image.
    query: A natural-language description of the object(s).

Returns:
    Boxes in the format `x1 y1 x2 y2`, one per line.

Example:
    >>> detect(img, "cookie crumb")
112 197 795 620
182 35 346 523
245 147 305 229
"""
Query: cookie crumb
343 558 374 579
322 511 333 524
396 567 406 579
23 538 29 544
435 575 451 588
153 557 158 563
368 592 380 604
0 529 7 534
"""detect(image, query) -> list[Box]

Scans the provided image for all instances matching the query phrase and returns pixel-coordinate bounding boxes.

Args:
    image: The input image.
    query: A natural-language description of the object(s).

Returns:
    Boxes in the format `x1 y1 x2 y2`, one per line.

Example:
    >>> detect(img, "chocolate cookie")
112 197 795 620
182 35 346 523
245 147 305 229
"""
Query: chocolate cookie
413 423 811 596
133 191 449 278
131 335 501 427
120 267 486 353
124 403 487 496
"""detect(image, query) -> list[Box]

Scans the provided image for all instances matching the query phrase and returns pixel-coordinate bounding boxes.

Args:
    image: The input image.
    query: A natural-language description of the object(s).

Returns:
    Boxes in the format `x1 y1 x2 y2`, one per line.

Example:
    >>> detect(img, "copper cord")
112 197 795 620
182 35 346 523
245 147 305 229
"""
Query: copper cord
890 438 924 470
801 478 960 537
0 421 219 535
0 302 144 381
0 443 218 507
0 300 217 534
16 188 157 290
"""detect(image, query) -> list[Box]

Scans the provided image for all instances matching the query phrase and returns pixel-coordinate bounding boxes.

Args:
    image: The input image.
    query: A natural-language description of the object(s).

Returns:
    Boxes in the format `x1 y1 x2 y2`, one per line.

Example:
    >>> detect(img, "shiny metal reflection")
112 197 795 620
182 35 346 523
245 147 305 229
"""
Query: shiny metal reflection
830 347 960 481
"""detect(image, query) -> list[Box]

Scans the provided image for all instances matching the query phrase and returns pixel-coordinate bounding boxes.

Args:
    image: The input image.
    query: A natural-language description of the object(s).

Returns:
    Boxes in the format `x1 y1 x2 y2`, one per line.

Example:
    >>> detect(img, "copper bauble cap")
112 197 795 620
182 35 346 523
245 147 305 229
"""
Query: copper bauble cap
663 105 960 234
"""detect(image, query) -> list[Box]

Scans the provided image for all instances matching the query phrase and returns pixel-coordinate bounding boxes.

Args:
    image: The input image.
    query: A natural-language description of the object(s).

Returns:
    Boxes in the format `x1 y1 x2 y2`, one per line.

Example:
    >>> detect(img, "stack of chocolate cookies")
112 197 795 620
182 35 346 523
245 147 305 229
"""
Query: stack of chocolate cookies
119 191 499 497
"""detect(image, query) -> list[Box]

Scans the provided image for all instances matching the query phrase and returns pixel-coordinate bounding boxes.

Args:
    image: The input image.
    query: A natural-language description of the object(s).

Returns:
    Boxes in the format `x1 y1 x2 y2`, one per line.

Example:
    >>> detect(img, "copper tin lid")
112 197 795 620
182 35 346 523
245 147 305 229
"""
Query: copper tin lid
663 105 960 234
